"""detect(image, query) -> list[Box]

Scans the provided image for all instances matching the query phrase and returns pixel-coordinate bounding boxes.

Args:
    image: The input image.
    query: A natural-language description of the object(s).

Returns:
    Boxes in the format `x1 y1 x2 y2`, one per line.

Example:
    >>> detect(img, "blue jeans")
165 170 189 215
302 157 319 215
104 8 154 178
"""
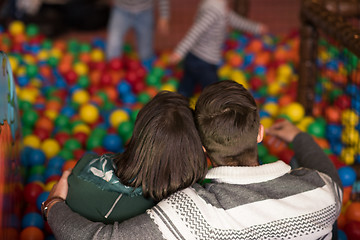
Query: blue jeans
106 6 154 61
178 53 219 98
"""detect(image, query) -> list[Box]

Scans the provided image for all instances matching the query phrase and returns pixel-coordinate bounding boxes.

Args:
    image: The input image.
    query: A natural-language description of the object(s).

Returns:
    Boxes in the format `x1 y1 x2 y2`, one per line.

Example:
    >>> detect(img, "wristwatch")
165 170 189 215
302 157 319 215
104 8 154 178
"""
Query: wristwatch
41 196 65 221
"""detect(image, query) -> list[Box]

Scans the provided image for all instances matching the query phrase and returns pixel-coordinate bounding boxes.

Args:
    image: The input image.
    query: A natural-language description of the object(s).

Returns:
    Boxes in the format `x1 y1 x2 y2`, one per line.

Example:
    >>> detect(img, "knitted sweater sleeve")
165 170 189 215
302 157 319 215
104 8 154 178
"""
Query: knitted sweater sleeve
228 10 262 35
48 202 164 240
292 132 342 189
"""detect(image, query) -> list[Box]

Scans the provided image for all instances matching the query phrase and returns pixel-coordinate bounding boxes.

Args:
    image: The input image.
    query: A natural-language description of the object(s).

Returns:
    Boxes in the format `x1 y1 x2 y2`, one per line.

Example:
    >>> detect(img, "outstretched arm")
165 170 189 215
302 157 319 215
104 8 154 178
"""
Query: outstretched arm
228 10 268 35
266 120 342 189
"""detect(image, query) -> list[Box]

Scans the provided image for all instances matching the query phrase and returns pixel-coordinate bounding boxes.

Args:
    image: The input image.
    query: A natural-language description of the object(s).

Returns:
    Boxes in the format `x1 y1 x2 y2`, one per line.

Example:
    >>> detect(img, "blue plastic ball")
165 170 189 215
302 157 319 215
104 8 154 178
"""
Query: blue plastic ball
338 229 347 240
21 212 44 229
338 166 357 187
47 156 65 169
102 134 123 153
36 191 50 211
28 149 46 166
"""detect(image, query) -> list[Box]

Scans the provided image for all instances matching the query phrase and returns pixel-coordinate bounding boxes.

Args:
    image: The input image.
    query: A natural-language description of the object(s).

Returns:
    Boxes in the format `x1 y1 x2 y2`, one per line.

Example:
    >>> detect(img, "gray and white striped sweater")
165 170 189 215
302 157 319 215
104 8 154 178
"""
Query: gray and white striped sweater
175 0 263 65
49 132 342 240
113 0 169 18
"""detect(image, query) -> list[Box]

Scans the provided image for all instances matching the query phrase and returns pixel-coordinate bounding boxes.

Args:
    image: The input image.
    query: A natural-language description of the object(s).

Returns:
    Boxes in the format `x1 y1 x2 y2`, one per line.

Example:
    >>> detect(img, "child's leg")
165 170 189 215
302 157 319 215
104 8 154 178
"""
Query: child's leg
106 7 132 61
178 53 200 98
198 61 219 90
134 8 154 61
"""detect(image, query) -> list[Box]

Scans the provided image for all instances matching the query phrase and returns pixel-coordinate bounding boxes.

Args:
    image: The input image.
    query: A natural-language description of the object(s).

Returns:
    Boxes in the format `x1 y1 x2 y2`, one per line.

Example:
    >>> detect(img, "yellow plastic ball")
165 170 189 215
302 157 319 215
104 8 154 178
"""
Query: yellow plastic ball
73 62 89 76
262 102 279 117
23 54 36 64
44 109 58 120
277 64 293 78
50 48 63 59
72 123 91 135
23 135 41 149
41 138 61 159
283 102 305 123
37 50 49 61
44 181 58 192
8 56 19 72
160 83 176 92
267 82 282 96
298 116 315 129
72 89 90 105
341 109 359 127
29 78 42 88
230 70 249 89
9 21 25 35
91 49 105 62
340 147 356 165
189 94 200 110
261 117 274 129
16 65 26 76
341 127 360 146
80 104 99 124
218 65 232 79
109 109 129 128
18 88 37 103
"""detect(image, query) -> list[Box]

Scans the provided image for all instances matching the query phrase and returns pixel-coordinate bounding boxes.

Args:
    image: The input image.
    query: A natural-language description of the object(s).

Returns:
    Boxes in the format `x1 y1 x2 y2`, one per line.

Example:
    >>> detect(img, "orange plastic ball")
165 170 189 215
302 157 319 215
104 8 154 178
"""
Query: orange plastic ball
20 226 44 240
63 160 77 171
346 202 360 222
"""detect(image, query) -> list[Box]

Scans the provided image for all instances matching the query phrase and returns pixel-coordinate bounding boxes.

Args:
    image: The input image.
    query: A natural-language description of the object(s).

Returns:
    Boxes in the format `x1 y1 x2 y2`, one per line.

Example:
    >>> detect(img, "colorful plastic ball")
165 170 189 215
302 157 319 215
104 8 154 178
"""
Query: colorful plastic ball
283 102 305 123
79 104 99 124
64 138 82 151
40 138 61 159
103 134 123 153
24 182 44 205
20 226 44 240
345 202 360 223
307 121 326 138
73 61 88 75
44 181 57 192
344 221 360 240
9 20 25 35
90 48 105 62
257 144 268 159
22 109 39 127
341 127 360 146
260 117 273 129
72 89 90 105
340 147 356 165
118 121 134 142
341 109 359 127
57 149 74 161
62 160 77 171
338 166 357 187
109 109 130 128
86 136 103 150
28 149 46 166
43 167 62 180
338 229 347 240
72 123 91 135
36 191 49 211
262 102 279 117
261 154 278 164
47 156 65 169
23 135 41 149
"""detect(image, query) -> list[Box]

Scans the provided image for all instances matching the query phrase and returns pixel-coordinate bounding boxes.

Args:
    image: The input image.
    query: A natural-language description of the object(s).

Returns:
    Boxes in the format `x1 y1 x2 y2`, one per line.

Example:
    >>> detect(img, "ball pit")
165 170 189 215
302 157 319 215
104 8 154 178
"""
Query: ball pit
1 20 359 239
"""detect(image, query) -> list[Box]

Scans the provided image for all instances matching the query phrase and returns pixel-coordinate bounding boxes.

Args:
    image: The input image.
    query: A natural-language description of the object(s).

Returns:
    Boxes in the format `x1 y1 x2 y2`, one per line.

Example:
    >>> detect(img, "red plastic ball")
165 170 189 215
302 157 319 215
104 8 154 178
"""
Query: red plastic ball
344 221 360 240
23 182 43 205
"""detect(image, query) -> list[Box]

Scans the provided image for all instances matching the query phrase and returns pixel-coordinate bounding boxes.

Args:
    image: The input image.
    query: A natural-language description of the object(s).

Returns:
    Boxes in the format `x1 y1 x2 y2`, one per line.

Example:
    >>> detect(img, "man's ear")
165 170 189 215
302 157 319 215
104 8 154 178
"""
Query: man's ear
257 124 264 143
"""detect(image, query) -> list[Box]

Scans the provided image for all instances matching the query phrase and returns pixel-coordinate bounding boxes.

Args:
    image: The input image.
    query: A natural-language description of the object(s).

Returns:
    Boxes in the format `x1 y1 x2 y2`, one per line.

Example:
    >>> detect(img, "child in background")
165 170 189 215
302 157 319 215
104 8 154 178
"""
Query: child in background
170 0 267 98
106 0 170 62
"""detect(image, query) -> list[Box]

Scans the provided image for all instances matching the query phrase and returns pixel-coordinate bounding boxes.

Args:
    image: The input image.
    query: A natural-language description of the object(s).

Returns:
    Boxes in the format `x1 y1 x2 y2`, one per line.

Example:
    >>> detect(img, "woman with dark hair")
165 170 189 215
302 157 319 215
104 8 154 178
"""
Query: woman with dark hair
62 91 207 223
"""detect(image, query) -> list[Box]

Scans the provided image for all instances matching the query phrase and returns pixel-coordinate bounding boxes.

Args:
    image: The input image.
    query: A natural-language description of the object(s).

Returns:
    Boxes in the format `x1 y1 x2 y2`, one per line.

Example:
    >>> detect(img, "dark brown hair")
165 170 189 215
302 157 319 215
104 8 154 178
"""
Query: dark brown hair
195 80 260 166
114 91 207 201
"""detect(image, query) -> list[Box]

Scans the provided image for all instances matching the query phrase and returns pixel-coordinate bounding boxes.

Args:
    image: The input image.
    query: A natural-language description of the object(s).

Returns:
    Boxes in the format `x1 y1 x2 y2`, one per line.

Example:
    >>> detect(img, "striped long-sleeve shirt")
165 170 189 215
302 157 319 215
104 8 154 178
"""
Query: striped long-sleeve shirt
175 0 263 65
114 0 170 19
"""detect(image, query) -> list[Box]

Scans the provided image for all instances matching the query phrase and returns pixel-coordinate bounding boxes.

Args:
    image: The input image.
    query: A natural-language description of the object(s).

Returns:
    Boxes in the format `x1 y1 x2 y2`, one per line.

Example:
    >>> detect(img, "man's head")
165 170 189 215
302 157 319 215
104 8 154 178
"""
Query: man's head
195 80 263 166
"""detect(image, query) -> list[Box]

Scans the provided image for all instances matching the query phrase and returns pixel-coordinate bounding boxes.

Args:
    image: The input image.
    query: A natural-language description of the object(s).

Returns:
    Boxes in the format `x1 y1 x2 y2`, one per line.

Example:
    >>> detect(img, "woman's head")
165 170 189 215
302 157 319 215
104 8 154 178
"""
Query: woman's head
115 91 207 201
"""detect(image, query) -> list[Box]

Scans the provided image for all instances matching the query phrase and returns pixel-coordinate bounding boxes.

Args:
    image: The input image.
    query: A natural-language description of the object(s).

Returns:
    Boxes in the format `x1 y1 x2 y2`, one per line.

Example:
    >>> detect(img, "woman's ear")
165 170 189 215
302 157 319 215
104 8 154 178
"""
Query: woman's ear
257 124 264 143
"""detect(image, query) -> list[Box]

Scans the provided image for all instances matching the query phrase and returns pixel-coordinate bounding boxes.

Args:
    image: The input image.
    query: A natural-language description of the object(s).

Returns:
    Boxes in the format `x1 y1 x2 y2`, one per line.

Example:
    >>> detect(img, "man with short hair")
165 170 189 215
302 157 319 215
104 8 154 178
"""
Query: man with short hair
46 80 342 240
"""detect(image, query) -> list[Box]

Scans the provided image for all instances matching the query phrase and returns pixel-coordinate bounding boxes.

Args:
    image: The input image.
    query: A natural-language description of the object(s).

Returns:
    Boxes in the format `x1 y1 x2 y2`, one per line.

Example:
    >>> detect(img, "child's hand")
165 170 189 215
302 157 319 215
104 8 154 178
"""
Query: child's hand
259 24 269 34
157 18 169 35
169 52 182 65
